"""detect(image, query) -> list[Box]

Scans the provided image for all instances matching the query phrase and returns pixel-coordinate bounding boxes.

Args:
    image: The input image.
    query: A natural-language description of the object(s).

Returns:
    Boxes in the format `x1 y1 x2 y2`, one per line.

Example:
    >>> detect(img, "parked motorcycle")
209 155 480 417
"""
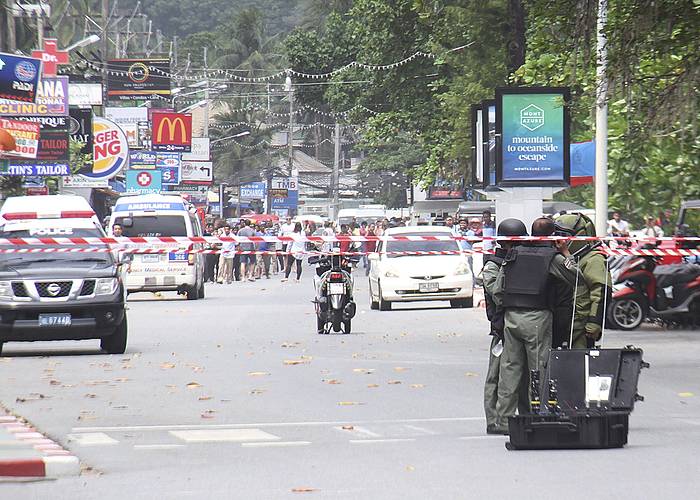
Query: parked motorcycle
310 254 357 334
608 255 700 330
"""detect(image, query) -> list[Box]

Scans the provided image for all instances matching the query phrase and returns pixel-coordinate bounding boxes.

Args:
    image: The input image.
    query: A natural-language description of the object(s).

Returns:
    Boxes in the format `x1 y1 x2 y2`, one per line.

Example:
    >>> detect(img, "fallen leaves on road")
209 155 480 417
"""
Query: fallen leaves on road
393 367 408 372
248 371 270 377
160 362 176 369
410 384 425 389
338 401 365 406
114 378 130 383
198 395 212 401
291 487 318 493
341 425 354 430
678 392 694 397
367 384 379 388
16 393 48 403
406 465 415 472
284 357 311 365
250 389 266 395
84 380 111 386
323 379 342 385
465 372 479 377
84 393 97 399
281 342 302 348
49 379 61 386
353 368 375 374
77 411 96 421
201 410 216 419
387 380 402 385
186 382 202 389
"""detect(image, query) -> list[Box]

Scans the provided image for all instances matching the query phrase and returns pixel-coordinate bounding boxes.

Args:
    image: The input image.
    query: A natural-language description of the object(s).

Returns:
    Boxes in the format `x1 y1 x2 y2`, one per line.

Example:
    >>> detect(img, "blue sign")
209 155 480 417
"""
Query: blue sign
129 151 157 168
1 163 69 176
240 182 266 200
271 189 299 210
0 52 42 103
125 169 162 195
114 201 185 213
571 141 594 178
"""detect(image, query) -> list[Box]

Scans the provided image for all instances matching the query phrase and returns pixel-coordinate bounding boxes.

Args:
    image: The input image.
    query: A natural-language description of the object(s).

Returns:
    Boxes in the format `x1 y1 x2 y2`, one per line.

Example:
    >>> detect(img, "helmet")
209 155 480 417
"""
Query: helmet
554 212 596 253
497 218 528 237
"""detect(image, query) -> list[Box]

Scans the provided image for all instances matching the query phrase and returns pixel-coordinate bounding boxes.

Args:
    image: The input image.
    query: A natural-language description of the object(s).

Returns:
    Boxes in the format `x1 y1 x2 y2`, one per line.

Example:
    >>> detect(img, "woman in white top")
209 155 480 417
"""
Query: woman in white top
282 222 305 282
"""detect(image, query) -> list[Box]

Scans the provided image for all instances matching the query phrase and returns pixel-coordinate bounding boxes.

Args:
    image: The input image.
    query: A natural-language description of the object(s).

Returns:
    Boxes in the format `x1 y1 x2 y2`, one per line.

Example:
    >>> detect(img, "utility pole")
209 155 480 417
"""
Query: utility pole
6 7 16 52
285 74 294 176
332 123 341 220
203 46 209 138
265 83 273 215
101 0 109 113
36 11 45 47
595 0 609 237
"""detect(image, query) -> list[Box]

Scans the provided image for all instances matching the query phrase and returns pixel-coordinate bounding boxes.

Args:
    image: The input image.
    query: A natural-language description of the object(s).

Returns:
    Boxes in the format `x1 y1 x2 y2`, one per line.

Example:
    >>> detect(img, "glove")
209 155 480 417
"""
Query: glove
584 322 602 340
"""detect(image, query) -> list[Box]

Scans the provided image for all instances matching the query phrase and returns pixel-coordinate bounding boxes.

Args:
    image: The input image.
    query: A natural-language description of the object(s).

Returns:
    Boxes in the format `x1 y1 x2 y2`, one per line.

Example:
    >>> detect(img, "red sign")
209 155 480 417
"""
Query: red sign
0 118 40 159
151 112 192 152
427 187 465 200
31 39 69 77
26 186 49 196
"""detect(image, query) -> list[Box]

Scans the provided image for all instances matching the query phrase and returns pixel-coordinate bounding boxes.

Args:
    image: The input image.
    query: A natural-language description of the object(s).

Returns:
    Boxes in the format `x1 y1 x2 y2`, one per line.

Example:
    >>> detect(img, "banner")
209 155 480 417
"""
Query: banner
0 76 69 116
181 160 212 182
0 52 42 102
496 87 570 186
152 112 192 152
0 118 40 159
75 117 128 180
105 107 147 148
69 107 93 168
106 59 171 101
240 182 266 200
481 100 496 186
155 152 180 185
63 176 108 188
1 162 69 176
69 83 103 106
16 116 69 162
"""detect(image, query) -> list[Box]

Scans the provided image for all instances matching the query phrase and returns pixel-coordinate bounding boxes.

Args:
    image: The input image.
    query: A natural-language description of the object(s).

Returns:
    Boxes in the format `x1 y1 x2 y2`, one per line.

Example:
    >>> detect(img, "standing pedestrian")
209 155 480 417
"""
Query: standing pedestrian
217 225 235 284
642 216 664 238
282 222 305 282
256 224 271 279
481 210 496 251
237 219 257 281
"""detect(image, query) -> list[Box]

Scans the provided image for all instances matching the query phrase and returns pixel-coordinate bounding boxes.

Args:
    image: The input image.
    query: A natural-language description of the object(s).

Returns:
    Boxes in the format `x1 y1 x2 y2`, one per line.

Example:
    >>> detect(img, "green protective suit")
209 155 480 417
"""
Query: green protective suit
493 253 577 429
571 250 612 348
480 259 528 428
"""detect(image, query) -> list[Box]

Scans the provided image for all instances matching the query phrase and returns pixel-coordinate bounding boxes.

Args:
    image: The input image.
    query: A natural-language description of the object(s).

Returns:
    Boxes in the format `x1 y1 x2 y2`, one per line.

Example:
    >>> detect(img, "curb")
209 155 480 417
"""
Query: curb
0 414 80 478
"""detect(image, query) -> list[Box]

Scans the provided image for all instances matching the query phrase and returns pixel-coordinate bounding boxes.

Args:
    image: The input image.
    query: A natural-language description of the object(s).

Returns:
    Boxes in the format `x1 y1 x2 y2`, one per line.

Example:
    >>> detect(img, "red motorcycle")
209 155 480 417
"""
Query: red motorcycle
608 256 700 330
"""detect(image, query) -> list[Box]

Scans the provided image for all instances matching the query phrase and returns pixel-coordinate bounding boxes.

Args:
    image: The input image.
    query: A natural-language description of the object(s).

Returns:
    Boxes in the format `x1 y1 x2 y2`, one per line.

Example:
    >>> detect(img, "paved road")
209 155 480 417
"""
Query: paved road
0 267 699 499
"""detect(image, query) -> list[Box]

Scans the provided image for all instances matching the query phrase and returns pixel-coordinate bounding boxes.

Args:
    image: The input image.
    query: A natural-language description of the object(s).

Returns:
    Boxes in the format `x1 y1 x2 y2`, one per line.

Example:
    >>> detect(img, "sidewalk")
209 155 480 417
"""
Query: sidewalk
0 407 80 479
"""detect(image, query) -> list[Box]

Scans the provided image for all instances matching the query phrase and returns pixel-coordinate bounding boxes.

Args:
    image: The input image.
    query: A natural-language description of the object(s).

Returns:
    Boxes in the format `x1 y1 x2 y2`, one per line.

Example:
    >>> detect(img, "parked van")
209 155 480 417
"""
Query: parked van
108 194 205 300
0 196 127 355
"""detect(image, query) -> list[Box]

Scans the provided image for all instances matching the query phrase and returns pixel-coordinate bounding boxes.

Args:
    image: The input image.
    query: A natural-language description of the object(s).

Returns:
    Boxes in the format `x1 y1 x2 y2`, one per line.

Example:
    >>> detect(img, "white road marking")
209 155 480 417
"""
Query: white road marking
403 424 438 435
66 432 118 446
133 444 186 450
458 436 506 440
71 416 485 433
170 428 281 443
350 438 416 444
334 425 382 438
241 441 311 448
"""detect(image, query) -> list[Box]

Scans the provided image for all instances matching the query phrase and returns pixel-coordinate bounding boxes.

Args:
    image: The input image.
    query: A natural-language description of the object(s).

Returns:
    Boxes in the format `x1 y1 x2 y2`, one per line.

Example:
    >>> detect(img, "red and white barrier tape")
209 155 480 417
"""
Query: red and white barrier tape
0 247 698 257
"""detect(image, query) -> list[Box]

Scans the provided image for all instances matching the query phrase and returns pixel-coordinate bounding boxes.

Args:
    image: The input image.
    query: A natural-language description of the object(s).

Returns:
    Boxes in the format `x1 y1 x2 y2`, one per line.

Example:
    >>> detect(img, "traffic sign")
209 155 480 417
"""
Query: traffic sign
0 52 42 103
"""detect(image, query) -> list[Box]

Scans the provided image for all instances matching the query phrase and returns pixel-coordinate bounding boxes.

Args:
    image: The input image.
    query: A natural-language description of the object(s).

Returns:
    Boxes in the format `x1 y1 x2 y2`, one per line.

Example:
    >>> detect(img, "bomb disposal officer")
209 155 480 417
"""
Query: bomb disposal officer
492 218 577 434
553 213 612 348
479 219 529 434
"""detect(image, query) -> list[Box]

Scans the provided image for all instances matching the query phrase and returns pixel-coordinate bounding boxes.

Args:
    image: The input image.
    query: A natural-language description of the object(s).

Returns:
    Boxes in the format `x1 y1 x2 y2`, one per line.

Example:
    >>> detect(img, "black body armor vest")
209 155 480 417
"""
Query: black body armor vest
502 245 557 309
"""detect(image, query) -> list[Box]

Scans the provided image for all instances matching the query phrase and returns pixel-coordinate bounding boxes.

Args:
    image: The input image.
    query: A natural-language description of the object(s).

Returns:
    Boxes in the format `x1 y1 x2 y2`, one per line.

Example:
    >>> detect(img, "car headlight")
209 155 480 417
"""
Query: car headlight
95 278 119 296
455 262 470 275
0 281 12 298
384 268 400 278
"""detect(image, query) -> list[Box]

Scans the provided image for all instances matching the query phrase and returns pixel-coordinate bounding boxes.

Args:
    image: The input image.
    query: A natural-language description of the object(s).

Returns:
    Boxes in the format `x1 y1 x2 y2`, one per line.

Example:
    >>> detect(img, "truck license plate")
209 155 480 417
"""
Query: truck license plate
168 252 188 262
39 313 72 327
419 282 439 293
329 283 345 295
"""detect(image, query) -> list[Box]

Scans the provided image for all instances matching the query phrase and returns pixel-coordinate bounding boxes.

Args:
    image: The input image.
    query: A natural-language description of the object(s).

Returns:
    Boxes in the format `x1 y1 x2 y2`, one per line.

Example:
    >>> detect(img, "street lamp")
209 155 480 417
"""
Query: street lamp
64 34 100 52
210 130 250 144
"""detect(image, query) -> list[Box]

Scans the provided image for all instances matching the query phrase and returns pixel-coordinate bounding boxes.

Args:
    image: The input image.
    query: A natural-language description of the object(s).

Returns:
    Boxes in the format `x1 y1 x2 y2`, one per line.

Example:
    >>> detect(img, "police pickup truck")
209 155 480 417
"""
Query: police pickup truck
0 196 127 355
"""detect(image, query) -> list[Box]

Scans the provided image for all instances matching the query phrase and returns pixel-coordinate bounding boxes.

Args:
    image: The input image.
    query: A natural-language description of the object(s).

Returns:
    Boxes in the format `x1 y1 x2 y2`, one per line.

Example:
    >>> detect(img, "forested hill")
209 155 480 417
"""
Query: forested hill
119 0 307 38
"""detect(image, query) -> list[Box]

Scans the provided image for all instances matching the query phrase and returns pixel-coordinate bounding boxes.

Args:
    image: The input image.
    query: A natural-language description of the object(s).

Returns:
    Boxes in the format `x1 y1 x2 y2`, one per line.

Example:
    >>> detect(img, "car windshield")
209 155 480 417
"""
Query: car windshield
0 246 114 270
114 215 187 237
384 232 460 257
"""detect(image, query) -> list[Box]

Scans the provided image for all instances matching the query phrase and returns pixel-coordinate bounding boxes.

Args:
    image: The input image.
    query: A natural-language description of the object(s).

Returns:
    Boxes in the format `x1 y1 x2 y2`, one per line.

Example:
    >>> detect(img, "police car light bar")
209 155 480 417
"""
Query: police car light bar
3 211 95 221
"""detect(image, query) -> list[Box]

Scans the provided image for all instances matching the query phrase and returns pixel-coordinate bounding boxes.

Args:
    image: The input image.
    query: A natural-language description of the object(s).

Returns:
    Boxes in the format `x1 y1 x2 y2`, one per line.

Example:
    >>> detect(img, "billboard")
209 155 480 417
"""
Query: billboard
181 137 210 161
155 152 181 185
240 182 266 199
471 105 483 186
69 107 93 168
0 118 40 159
69 83 103 106
74 117 128 180
0 52 42 102
496 87 570 186
152 112 192 152
0 76 69 116
126 169 162 194
1 162 69 176
16 116 70 162
105 107 147 148
482 100 496 186
106 59 171 101
181 160 212 183
129 150 157 169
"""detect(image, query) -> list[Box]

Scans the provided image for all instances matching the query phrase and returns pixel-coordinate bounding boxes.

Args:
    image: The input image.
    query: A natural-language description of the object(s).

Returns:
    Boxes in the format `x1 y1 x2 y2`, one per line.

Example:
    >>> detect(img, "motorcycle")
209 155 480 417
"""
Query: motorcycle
608 254 700 330
310 253 357 334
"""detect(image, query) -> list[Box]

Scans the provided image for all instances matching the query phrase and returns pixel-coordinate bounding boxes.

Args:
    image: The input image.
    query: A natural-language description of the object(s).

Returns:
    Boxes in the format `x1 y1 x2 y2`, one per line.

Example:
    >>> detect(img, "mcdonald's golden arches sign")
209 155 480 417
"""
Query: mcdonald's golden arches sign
151 111 192 152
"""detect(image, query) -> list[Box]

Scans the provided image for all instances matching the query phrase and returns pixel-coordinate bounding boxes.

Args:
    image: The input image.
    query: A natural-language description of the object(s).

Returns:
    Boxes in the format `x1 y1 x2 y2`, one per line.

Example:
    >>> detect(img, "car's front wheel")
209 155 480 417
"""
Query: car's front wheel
378 283 392 311
101 316 127 354
369 281 379 310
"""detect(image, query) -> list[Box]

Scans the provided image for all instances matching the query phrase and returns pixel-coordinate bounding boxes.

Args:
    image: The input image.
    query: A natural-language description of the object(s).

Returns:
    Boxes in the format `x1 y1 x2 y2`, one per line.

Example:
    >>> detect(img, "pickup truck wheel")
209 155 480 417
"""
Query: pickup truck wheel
198 281 205 299
187 284 199 300
101 317 127 354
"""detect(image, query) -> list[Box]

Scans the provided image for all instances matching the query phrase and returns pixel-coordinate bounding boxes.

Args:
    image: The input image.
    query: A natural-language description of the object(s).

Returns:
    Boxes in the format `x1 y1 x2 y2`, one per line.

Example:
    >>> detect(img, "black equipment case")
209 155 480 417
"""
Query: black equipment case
507 347 648 450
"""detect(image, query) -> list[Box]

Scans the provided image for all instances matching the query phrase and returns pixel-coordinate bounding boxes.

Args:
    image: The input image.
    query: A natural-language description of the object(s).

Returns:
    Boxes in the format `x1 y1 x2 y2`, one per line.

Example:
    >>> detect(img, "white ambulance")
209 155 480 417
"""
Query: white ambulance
108 194 205 300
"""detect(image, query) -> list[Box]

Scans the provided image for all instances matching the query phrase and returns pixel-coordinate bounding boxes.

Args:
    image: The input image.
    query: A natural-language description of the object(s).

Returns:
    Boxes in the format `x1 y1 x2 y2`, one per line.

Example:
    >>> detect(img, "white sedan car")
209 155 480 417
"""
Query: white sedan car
368 226 473 310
